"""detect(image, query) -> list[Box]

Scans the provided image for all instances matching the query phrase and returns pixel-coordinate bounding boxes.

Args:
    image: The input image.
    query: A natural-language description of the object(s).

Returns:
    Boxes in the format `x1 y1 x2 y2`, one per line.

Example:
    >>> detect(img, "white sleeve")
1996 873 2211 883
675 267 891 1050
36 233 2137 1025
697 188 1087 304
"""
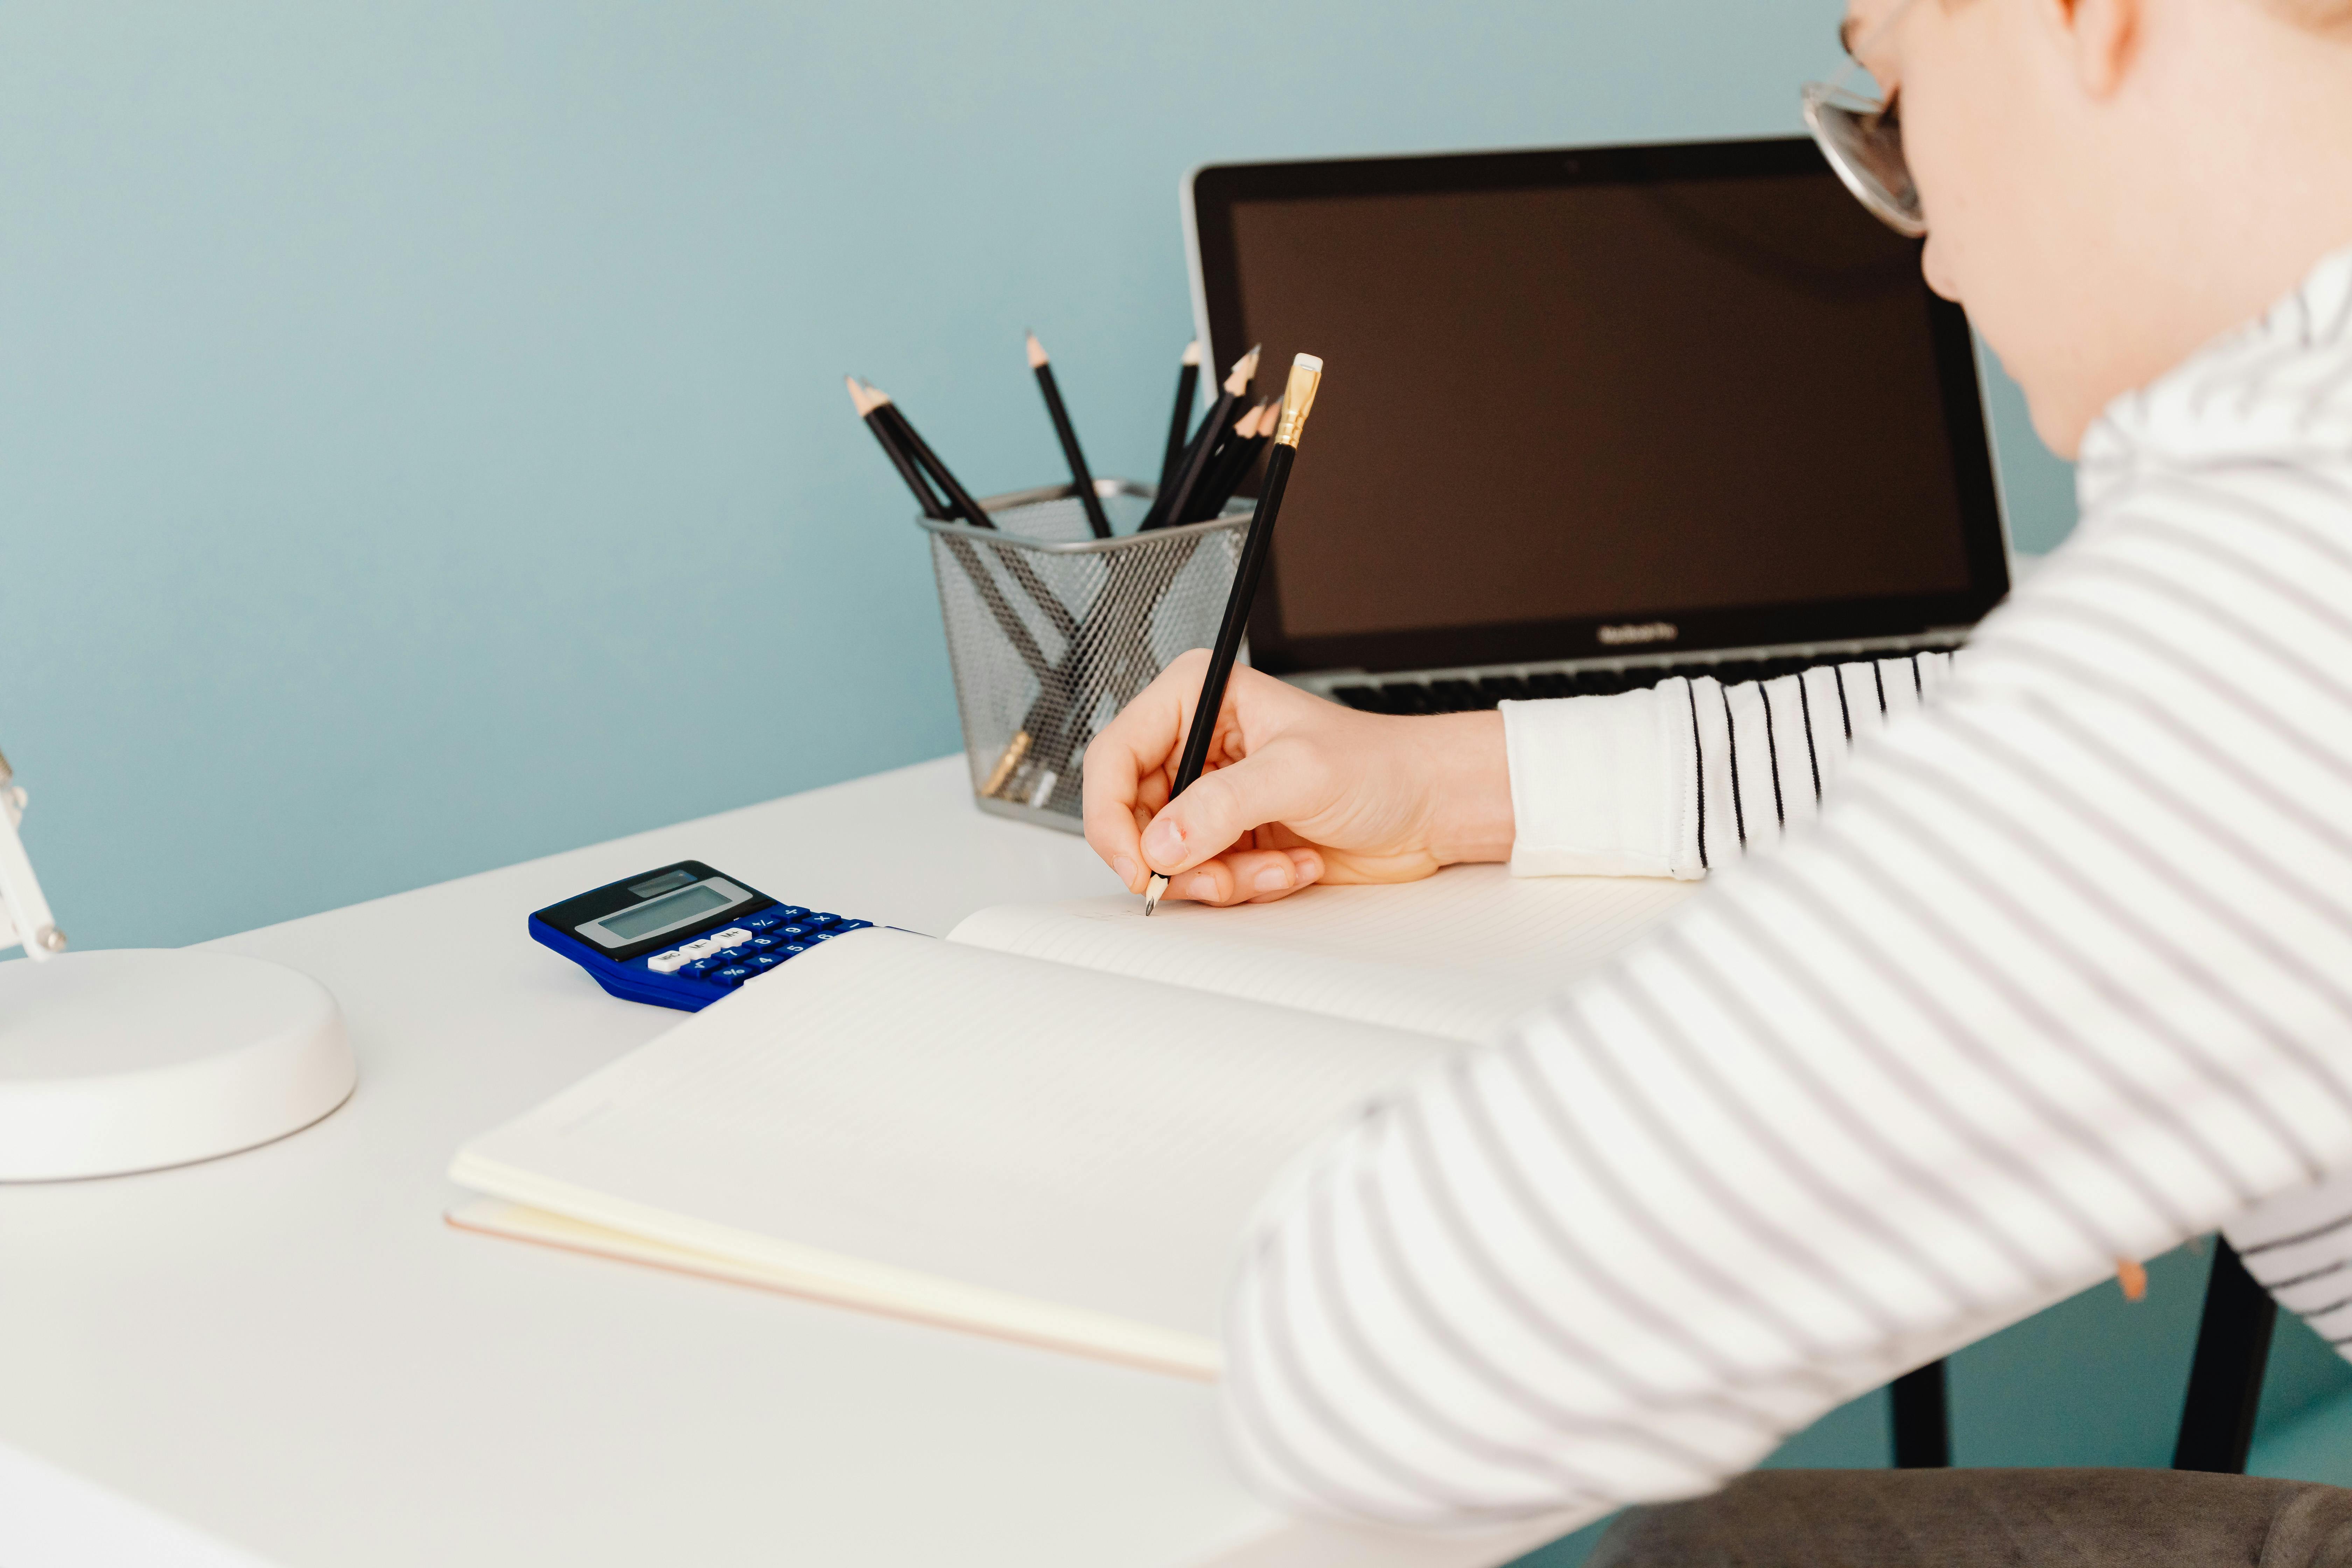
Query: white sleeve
1501 687 1696 880
1501 654 1959 882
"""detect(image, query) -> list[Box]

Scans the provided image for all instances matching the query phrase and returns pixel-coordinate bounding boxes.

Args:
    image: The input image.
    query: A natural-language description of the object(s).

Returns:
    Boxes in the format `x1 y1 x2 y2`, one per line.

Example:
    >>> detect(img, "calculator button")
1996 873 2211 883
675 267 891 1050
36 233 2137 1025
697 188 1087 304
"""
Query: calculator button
715 947 756 965
710 928 754 947
645 950 686 974
771 905 809 920
748 952 785 970
743 913 784 932
804 913 840 926
710 965 755 987
778 942 810 957
745 935 780 952
683 958 727 978
776 924 814 940
679 938 721 959
833 920 871 932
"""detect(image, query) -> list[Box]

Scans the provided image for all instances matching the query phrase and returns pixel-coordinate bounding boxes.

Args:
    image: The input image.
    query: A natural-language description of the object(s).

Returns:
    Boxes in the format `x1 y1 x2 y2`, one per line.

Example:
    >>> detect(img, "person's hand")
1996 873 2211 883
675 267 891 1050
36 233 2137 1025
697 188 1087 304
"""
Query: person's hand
1081 652 1515 907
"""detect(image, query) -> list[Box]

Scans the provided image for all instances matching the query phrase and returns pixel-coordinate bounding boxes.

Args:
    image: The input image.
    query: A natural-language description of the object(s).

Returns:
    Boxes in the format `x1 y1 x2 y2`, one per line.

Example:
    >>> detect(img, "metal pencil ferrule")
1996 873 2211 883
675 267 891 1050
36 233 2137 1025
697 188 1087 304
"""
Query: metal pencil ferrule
1274 358 1322 448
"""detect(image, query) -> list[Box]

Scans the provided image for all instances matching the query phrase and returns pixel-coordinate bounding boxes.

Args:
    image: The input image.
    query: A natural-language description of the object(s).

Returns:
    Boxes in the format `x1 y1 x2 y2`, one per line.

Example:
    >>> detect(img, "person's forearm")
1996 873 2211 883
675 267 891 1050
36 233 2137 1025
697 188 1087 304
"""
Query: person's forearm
1418 710 1516 866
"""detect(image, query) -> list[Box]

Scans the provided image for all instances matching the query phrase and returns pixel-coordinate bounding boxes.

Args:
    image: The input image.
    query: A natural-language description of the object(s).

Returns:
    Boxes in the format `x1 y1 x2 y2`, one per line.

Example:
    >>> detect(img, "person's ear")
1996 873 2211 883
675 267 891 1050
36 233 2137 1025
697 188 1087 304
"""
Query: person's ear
2037 0 2142 97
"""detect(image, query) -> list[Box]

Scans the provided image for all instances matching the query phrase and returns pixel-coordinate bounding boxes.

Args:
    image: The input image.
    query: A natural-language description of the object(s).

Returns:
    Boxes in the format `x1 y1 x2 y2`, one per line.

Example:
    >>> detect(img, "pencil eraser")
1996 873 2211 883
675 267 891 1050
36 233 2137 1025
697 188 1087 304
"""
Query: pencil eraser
1293 353 1323 371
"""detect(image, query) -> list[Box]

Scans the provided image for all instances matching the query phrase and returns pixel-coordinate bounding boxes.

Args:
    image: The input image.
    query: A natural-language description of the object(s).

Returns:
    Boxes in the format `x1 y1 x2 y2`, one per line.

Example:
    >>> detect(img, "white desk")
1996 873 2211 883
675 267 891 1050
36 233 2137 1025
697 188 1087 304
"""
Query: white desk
0 757 1563 1568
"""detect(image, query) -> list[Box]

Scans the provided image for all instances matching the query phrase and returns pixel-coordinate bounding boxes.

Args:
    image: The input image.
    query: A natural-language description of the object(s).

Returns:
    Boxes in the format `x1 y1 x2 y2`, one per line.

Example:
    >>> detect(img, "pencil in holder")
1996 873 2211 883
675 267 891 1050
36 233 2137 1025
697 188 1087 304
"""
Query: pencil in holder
920 480 1250 831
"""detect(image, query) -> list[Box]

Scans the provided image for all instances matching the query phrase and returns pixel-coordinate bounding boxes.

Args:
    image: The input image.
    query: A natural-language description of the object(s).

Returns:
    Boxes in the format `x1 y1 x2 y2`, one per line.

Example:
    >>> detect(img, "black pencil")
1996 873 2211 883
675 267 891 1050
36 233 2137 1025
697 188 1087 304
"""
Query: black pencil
1026 331 1113 539
847 374 949 520
1141 345 1258 533
1144 353 1324 914
866 387 995 531
1160 339 1202 493
1184 399 1273 523
867 382 1081 644
848 378 1055 687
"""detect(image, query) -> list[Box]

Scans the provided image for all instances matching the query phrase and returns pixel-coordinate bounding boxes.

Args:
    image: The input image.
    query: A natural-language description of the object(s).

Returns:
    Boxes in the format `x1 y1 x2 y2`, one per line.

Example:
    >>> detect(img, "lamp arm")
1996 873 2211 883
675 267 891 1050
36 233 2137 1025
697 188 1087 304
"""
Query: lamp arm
0 747 65 962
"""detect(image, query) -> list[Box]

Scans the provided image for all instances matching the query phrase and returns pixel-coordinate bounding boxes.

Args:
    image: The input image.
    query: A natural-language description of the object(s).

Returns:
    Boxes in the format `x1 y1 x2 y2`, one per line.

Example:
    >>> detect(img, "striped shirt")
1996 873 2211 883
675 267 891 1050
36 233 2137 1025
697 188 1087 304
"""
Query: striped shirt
1220 246 2352 1532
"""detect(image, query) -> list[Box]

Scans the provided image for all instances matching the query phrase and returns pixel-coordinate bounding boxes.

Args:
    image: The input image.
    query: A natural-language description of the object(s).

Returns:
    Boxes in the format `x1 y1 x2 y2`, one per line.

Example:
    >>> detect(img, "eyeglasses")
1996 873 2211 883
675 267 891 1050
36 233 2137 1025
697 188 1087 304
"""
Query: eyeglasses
1801 0 1927 238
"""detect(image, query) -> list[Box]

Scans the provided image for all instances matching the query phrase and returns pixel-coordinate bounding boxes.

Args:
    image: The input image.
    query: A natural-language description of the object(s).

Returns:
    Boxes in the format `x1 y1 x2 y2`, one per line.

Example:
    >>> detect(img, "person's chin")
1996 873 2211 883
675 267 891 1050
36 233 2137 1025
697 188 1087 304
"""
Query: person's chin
2026 394 2091 462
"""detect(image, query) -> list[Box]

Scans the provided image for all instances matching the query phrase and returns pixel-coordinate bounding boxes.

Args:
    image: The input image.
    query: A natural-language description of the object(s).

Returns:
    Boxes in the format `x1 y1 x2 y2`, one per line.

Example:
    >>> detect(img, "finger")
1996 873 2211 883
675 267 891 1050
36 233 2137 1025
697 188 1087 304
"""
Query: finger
1081 732 1148 891
1138 741 1332 877
1083 654 1211 890
1241 845 1330 903
1154 846 1318 907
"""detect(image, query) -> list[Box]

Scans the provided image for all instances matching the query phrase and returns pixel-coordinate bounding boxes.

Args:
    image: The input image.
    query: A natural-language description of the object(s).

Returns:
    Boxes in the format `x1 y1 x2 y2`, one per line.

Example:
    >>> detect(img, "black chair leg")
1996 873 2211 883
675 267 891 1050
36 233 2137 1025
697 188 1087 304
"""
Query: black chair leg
1890 1358 1951 1468
2174 1238 2278 1473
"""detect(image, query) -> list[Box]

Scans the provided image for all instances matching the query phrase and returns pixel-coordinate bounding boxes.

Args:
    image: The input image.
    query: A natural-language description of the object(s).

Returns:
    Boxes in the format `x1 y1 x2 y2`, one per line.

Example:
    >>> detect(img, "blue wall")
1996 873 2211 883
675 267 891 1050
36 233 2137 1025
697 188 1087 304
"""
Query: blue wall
0 0 2074 952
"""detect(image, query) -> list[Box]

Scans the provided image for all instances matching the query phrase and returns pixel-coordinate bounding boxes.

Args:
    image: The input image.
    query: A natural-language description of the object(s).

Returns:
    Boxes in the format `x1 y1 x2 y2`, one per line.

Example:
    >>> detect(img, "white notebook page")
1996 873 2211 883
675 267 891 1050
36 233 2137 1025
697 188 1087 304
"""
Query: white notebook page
948 863 1698 1041
451 929 1450 1366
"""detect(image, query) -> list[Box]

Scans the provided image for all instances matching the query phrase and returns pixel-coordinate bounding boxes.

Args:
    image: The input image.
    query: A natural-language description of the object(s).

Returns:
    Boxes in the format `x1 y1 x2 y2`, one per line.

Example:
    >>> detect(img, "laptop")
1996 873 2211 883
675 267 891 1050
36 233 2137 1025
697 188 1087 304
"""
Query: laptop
1183 136 2011 712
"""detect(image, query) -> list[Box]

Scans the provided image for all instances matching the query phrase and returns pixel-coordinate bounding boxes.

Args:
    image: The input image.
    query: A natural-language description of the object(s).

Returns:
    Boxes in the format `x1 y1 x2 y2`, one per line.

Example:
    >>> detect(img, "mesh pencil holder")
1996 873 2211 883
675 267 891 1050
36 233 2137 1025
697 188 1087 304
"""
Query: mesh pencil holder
920 479 1250 831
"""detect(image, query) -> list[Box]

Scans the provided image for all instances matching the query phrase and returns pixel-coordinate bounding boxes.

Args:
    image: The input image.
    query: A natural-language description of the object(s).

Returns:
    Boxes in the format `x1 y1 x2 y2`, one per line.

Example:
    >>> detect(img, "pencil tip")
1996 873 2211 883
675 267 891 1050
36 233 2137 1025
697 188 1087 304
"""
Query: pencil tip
1182 340 1202 366
1226 345 1262 393
845 375 874 415
1025 331 1049 369
1142 874 1167 916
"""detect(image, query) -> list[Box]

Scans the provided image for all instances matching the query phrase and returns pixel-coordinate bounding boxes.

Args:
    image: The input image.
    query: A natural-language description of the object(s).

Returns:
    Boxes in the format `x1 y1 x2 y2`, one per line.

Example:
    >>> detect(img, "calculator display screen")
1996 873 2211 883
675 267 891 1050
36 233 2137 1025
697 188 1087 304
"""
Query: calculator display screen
596 883 729 941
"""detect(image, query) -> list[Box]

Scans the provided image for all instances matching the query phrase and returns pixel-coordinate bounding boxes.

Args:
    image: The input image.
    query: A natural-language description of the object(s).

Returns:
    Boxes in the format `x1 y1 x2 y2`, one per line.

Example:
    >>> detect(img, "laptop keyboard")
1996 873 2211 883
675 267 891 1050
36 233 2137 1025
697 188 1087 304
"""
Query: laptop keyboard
1327 653 1857 715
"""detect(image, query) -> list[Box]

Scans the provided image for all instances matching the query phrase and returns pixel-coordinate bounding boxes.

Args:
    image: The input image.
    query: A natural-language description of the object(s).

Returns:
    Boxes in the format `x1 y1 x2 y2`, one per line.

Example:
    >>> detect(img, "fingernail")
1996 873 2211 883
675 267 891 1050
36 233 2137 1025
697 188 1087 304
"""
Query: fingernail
1183 873 1218 899
1142 818 1184 867
1253 864 1293 893
1112 856 1139 889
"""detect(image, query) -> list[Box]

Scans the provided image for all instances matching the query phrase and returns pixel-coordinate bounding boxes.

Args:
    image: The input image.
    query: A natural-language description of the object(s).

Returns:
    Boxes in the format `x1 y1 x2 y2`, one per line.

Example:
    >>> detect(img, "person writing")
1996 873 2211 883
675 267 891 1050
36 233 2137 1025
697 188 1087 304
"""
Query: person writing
1084 0 2352 1556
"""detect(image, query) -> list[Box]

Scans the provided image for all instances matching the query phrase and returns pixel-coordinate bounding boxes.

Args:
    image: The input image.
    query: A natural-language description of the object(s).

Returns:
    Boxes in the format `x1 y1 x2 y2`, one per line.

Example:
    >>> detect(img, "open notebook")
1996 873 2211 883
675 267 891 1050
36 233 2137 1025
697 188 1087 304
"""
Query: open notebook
448 865 1694 1378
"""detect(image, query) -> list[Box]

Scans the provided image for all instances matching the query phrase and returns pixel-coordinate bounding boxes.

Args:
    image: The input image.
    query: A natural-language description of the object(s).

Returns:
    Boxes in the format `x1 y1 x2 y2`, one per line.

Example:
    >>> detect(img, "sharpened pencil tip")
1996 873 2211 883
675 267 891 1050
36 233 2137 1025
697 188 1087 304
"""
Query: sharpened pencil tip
1143 874 1167 916
1225 345 1261 395
1026 331 1049 369
1182 340 1202 366
845 375 876 415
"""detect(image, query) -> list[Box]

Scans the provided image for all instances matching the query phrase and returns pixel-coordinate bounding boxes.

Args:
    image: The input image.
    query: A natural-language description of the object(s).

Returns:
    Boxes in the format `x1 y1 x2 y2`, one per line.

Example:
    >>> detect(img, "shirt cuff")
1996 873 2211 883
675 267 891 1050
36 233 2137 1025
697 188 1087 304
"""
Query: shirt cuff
1500 688 1698 880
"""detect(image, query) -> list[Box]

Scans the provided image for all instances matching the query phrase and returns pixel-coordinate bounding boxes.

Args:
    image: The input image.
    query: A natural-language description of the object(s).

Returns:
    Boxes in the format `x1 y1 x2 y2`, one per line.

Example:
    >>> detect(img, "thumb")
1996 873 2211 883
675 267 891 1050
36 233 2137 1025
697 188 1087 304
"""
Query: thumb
1139 742 1325 875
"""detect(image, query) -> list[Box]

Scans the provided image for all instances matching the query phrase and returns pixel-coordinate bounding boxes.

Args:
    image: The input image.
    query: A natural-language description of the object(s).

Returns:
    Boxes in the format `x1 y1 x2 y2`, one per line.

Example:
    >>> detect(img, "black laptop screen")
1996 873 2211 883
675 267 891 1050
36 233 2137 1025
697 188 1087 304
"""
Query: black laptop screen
1191 140 2009 673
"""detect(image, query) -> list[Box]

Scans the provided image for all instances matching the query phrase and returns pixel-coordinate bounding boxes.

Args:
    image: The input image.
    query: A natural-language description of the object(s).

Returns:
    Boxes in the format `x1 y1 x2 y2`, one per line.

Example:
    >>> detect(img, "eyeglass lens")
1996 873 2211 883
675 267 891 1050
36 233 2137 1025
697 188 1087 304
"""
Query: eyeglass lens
1802 87 1926 238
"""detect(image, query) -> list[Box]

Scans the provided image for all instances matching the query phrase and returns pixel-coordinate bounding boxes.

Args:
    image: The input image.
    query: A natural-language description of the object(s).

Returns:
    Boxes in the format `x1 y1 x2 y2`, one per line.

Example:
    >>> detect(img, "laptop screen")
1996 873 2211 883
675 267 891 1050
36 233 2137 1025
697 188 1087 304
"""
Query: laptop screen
1189 139 2009 674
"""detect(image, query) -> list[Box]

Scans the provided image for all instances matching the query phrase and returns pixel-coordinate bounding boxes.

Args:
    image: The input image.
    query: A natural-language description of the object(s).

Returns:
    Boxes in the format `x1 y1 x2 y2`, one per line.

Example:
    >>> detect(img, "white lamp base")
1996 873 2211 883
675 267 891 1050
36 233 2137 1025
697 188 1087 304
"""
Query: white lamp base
0 948 351 1182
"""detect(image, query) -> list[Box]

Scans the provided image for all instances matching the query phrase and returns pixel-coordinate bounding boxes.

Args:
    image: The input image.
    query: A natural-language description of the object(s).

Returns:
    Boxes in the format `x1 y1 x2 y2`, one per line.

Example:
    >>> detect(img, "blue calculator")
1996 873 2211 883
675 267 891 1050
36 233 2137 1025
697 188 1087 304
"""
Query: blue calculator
528 860 874 1012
